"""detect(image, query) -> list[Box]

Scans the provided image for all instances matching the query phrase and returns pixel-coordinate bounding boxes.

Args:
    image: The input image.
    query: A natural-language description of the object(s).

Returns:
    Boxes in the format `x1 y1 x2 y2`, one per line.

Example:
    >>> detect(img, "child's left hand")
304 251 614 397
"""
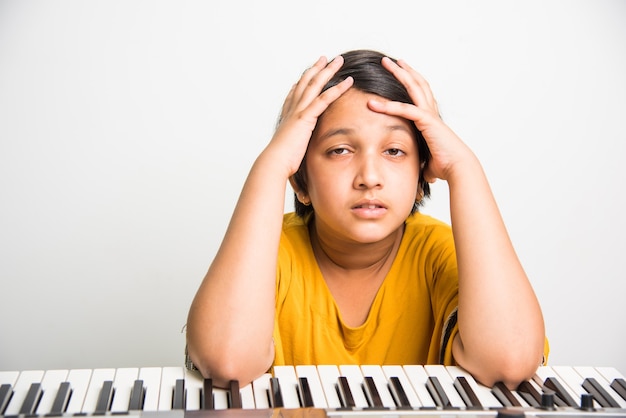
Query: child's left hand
368 57 476 184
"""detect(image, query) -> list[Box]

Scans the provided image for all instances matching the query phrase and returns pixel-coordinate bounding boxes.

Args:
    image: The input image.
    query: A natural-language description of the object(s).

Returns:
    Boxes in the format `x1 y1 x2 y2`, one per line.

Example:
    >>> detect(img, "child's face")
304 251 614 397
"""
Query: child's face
304 89 420 244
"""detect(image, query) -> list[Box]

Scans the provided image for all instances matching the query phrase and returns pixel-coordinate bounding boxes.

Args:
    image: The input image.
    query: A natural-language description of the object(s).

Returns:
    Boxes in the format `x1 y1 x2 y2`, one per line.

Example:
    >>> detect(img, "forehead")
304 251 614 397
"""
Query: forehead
314 89 415 139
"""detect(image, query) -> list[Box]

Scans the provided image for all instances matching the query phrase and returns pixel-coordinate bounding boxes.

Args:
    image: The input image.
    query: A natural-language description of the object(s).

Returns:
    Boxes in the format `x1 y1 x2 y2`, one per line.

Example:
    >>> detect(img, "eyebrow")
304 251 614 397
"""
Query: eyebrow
316 124 413 142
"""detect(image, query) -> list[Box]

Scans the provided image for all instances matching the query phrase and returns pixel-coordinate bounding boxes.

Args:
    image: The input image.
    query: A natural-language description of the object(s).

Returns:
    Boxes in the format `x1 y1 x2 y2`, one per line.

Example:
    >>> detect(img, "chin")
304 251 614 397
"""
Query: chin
346 224 402 244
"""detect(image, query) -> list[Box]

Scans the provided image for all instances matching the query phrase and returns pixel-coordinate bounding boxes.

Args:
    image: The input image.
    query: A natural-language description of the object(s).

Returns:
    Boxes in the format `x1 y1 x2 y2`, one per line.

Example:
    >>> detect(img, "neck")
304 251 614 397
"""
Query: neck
309 220 404 273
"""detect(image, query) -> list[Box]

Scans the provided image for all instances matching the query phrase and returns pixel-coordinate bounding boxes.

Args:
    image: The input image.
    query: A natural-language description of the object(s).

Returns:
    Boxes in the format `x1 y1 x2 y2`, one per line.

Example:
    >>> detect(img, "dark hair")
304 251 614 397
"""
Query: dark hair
292 49 431 217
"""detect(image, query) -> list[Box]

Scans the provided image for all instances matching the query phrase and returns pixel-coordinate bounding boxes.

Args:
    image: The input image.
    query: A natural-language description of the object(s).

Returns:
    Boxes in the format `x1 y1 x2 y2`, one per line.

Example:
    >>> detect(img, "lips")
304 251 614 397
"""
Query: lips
354 203 384 209
352 200 387 210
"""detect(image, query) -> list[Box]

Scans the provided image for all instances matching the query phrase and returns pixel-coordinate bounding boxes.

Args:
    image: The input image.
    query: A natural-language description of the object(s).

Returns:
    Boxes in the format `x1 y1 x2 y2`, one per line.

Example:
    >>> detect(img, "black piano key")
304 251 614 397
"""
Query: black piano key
128 379 144 411
581 392 595 410
20 382 43 415
543 377 577 407
363 376 385 409
388 376 411 409
0 384 13 415
228 380 242 409
453 376 482 409
491 382 522 407
48 381 72 416
426 376 451 408
337 376 355 408
611 378 626 401
269 377 284 408
298 377 315 408
172 379 185 410
202 379 213 410
515 381 541 407
541 387 567 408
582 377 620 408
94 380 114 415
540 391 556 410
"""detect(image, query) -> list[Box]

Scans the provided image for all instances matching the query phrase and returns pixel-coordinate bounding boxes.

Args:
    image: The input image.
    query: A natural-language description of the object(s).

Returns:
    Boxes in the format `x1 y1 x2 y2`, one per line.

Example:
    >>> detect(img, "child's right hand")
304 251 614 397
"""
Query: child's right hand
264 55 354 178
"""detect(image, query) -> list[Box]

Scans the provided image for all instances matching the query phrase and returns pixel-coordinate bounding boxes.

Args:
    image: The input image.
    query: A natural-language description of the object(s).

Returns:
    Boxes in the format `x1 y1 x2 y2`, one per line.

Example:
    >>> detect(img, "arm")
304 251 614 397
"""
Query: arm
186 56 353 387
371 57 545 388
447 152 545 389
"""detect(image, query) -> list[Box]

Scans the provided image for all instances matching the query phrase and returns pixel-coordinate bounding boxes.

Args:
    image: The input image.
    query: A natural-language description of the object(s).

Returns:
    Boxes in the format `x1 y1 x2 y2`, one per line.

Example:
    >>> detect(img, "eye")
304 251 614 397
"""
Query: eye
385 148 405 157
328 147 349 156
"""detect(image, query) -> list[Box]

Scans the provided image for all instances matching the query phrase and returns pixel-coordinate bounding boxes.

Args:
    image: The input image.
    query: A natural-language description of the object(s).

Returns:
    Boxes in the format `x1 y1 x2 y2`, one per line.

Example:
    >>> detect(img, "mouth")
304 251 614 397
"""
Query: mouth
351 200 388 216
353 203 385 209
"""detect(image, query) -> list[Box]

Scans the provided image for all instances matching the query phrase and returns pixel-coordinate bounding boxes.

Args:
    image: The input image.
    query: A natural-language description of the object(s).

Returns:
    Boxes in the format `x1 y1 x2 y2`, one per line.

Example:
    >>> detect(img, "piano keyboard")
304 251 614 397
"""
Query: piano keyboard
1 365 625 417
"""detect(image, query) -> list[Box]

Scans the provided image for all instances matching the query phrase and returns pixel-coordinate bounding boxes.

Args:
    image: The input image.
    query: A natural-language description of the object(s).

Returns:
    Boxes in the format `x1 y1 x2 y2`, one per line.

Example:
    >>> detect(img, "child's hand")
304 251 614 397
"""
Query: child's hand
266 56 353 178
368 57 475 184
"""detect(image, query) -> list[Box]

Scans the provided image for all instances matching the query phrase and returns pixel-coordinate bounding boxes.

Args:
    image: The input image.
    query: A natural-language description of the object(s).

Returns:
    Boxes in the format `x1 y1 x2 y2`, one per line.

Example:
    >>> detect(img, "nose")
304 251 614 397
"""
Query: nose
354 152 383 189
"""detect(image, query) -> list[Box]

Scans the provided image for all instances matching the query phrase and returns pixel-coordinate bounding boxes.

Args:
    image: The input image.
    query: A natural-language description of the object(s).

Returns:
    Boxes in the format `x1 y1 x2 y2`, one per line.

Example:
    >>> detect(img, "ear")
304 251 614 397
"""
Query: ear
415 184 424 203
289 175 311 205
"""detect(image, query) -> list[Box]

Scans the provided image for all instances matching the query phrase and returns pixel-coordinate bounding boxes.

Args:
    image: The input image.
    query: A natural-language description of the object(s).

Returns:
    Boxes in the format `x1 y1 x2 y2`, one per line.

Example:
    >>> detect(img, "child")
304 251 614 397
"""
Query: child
186 49 547 389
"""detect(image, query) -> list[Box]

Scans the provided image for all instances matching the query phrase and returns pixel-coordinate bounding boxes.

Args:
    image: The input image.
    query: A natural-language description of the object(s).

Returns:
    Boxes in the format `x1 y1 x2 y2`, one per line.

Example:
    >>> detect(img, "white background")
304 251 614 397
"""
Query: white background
1 0 625 375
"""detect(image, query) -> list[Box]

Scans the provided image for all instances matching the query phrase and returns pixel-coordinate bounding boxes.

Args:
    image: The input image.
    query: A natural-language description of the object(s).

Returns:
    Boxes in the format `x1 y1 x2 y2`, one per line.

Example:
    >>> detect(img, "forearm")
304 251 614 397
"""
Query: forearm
186 151 289 387
448 154 545 387
187 55 352 386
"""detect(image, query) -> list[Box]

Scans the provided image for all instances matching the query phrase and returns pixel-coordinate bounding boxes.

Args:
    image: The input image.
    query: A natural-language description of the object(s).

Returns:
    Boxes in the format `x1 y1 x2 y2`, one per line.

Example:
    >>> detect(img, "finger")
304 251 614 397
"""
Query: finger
282 55 345 125
292 56 328 102
367 98 435 128
300 75 354 122
382 57 437 112
295 55 346 109
397 59 438 112
281 56 331 123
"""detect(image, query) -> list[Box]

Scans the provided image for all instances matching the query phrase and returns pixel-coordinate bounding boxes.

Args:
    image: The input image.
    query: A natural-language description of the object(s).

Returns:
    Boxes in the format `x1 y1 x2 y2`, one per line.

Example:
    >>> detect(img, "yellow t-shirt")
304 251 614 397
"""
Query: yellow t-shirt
272 211 459 367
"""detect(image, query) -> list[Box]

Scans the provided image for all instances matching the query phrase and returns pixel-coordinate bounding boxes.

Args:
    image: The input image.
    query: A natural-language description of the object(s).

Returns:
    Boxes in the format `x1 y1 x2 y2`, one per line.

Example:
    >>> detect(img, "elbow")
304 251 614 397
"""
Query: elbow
186 337 274 388
486 350 544 389
454 334 545 389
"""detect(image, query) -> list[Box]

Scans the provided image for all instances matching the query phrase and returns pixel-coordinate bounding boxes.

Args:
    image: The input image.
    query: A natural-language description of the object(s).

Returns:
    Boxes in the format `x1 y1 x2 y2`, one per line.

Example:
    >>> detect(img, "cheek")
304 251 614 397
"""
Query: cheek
305 163 342 201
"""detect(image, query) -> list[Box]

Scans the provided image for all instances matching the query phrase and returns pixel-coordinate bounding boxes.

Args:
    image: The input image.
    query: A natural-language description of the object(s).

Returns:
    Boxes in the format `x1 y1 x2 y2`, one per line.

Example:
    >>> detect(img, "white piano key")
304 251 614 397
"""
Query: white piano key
492 380 531 408
316 365 343 408
360 365 396 408
251 373 272 409
339 365 369 408
515 376 545 407
402 365 437 408
240 383 256 409
64 369 93 414
81 368 116 414
183 368 203 410
110 367 139 412
213 387 229 409
4 370 45 416
317 364 342 408
0 371 19 387
0 371 19 414
551 366 591 406
35 369 69 415
424 365 465 408
492 376 532 408
158 366 184 411
596 366 626 382
575 366 626 408
139 367 162 411
533 366 579 407
295 365 328 408
596 367 626 403
0 371 19 415
381 365 422 407
445 365 501 408
273 366 302 408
